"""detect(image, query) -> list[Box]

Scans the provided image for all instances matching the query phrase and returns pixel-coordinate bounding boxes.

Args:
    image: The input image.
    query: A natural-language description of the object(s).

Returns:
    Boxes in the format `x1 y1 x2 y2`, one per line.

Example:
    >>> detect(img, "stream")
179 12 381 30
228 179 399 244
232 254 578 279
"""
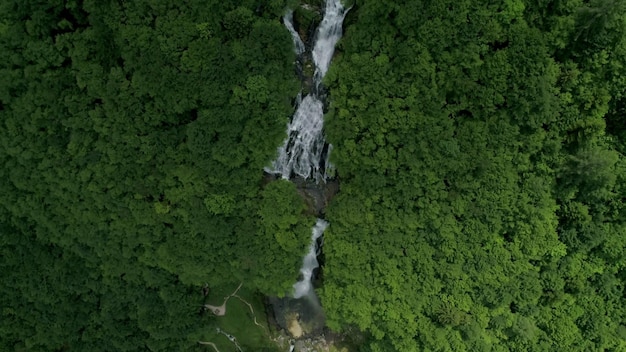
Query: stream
267 0 349 303
264 2 349 341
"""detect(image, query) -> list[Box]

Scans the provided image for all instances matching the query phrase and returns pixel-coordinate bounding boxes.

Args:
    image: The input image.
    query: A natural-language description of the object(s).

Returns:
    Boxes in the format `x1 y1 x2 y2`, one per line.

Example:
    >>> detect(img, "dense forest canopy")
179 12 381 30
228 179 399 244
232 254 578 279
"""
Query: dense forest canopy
322 0 626 350
0 0 311 350
1 0 625 351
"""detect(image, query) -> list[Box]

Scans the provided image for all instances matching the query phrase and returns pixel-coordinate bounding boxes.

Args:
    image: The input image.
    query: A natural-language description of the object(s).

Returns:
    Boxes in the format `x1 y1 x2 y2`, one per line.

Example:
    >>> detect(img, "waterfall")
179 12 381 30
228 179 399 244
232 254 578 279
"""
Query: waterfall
312 0 349 87
268 0 349 301
266 0 349 181
284 11 305 56
293 219 328 299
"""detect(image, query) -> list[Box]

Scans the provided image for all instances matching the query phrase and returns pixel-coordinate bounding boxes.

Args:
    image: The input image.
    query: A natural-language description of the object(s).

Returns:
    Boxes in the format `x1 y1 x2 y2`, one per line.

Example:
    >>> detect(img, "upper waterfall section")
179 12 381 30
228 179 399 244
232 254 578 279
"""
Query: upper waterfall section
312 0 350 83
284 10 305 56
266 0 350 181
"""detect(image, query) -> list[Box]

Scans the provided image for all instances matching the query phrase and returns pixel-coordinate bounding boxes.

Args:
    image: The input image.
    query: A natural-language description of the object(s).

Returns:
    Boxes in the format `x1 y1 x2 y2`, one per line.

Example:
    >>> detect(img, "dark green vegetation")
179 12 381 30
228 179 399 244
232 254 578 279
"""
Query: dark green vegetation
322 0 626 350
1 0 626 351
0 0 310 350
203 285 277 351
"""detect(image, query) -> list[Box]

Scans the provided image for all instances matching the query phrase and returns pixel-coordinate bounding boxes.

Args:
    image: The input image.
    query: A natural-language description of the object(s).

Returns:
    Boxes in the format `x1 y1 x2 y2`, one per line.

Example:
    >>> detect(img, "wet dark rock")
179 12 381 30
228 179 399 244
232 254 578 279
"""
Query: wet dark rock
268 296 325 338
292 176 339 216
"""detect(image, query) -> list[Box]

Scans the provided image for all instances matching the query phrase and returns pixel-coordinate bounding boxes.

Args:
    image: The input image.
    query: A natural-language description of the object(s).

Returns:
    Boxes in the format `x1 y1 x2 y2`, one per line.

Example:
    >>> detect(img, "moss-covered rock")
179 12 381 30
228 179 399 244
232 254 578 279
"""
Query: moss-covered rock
294 4 322 43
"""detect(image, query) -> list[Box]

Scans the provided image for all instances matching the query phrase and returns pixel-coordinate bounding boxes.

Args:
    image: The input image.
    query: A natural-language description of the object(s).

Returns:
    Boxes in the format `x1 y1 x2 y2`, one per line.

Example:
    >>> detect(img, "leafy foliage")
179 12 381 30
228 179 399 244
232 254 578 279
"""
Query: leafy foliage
321 0 626 350
2 0 626 351
0 0 305 350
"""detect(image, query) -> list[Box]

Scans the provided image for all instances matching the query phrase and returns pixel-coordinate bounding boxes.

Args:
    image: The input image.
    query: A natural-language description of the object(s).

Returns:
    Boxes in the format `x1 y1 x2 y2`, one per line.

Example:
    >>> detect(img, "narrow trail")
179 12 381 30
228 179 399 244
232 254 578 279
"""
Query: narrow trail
203 282 243 316
216 327 243 352
198 341 220 352
199 283 274 351
233 294 269 335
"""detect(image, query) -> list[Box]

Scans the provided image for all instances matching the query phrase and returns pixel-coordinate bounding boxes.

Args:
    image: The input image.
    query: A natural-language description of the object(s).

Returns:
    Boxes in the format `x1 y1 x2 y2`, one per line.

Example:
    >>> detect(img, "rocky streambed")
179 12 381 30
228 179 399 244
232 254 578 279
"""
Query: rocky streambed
262 0 350 344
263 171 339 339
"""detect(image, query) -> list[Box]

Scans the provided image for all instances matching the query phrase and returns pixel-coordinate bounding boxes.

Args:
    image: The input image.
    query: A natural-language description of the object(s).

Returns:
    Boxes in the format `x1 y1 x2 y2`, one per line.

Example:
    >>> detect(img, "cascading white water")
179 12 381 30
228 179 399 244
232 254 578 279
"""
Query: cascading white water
269 0 349 300
266 0 349 181
293 219 328 299
284 10 305 56
270 96 325 181
312 0 349 87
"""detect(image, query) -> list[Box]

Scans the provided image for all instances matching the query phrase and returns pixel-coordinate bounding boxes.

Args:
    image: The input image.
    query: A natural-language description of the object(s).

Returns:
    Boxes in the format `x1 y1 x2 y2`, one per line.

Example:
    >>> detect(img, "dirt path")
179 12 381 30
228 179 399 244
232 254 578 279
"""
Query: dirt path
233 294 270 335
198 341 220 352
216 327 242 352
199 283 275 351
203 282 243 316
